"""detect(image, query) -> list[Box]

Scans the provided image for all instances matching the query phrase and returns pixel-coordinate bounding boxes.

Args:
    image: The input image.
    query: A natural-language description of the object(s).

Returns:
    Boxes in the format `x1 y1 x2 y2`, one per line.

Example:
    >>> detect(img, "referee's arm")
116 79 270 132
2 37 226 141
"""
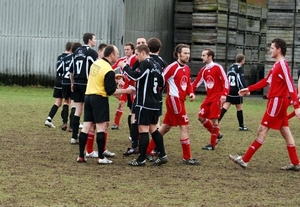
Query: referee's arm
104 71 117 96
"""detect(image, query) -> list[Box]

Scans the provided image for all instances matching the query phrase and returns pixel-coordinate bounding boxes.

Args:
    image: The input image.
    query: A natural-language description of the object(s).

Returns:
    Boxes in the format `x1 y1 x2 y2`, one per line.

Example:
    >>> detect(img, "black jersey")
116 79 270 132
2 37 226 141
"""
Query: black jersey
227 63 247 97
57 53 73 85
55 52 69 88
69 45 98 85
150 54 168 102
150 54 168 70
123 57 164 110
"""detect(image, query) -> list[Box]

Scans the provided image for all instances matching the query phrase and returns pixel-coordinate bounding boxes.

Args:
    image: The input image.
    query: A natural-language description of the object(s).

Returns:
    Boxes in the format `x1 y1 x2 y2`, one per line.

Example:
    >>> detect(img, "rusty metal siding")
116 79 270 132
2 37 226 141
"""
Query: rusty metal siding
0 0 125 86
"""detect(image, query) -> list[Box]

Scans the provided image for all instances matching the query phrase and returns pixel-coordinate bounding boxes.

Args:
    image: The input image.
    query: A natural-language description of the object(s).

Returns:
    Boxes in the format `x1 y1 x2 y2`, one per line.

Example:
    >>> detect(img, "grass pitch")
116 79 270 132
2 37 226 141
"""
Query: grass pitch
0 85 299 207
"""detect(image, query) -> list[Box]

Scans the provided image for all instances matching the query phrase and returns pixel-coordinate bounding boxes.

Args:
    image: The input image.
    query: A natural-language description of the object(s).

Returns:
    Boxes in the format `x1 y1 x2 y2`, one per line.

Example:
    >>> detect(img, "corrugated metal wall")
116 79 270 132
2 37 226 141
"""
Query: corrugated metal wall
0 0 125 86
124 0 174 64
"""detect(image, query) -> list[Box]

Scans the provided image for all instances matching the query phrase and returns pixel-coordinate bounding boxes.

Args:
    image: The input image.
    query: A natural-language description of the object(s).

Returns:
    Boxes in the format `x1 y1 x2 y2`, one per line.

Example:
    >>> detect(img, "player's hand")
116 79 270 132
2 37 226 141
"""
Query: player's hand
220 95 226 108
114 94 121 99
115 74 124 81
117 79 125 88
71 84 74 92
189 93 195 102
238 88 249 97
295 107 300 119
118 61 126 69
126 86 136 95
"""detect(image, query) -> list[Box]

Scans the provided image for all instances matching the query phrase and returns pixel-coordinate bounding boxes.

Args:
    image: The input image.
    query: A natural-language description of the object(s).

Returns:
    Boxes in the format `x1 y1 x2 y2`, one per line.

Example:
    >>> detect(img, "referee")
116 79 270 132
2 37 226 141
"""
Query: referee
76 45 133 164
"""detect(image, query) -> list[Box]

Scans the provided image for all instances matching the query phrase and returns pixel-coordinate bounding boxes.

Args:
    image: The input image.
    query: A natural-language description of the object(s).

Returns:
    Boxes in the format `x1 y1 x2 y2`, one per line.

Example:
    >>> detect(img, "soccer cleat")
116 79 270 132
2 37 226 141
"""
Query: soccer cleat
239 126 249 131
151 155 168 166
102 150 115 157
128 136 132 141
202 144 215 150
182 158 201 165
97 157 113 164
127 159 146 166
61 123 68 131
111 124 119 130
45 120 55 128
122 147 139 156
280 163 300 171
146 154 155 162
229 154 248 169
70 138 79 144
79 123 83 129
86 151 99 158
77 157 87 163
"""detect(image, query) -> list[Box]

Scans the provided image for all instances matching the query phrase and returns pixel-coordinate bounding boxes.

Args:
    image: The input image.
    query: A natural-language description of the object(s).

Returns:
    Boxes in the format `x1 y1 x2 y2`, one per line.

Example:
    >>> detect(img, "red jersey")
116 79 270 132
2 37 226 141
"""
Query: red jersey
163 61 194 101
192 62 229 102
127 55 137 67
112 56 127 69
248 59 299 109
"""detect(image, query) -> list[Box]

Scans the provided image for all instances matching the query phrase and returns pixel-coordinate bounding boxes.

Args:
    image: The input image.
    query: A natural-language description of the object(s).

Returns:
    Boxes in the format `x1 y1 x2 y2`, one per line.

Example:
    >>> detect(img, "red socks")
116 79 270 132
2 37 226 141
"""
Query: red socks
86 131 95 153
146 139 156 154
287 144 300 165
242 139 263 163
114 110 123 126
201 118 213 133
180 138 192 160
210 125 219 148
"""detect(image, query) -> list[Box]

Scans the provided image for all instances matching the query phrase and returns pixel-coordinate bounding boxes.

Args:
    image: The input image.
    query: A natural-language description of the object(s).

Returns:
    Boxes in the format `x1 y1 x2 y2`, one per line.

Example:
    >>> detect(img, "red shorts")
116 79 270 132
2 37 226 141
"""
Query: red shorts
261 97 289 130
119 93 127 102
163 96 189 126
198 99 221 119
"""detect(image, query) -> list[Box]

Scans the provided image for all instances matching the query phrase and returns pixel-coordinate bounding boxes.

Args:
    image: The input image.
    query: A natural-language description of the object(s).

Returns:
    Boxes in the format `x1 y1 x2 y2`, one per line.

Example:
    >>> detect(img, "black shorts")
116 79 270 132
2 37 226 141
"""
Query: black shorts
127 94 133 109
226 95 243 105
134 107 160 125
159 102 163 116
73 84 87 103
84 95 109 123
53 87 63 98
62 84 72 99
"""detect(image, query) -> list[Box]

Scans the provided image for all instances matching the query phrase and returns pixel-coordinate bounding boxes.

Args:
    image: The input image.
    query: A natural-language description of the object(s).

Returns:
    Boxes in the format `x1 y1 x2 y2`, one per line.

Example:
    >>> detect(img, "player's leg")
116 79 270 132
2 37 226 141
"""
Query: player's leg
45 88 63 128
280 126 300 170
235 96 248 131
61 98 70 130
71 84 85 144
112 95 126 129
219 102 231 122
103 122 116 157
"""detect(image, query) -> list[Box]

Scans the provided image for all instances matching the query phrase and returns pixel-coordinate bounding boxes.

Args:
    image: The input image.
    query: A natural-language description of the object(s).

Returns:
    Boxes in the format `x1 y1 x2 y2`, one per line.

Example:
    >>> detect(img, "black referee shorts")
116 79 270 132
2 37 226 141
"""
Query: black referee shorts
84 94 109 123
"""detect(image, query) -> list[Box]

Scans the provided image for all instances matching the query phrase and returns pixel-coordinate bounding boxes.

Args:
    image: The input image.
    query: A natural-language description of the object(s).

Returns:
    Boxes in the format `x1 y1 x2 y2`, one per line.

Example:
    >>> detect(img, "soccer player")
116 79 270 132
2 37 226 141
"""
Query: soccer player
218 54 248 131
111 42 135 130
229 38 300 171
76 45 134 164
97 43 107 59
145 37 168 159
44 42 72 128
121 37 148 156
57 42 82 131
120 44 168 166
192 48 229 151
69 33 98 144
158 44 200 165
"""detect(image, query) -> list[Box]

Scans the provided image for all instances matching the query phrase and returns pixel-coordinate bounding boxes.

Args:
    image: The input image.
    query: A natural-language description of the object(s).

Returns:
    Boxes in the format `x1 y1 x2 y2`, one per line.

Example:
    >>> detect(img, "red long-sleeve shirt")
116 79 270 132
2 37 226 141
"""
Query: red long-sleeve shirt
248 59 299 109
192 62 229 102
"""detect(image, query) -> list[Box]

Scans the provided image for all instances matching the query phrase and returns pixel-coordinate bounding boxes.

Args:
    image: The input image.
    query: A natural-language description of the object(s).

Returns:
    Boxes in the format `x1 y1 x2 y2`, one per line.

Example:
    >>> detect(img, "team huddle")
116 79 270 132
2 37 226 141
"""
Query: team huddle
45 33 300 170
